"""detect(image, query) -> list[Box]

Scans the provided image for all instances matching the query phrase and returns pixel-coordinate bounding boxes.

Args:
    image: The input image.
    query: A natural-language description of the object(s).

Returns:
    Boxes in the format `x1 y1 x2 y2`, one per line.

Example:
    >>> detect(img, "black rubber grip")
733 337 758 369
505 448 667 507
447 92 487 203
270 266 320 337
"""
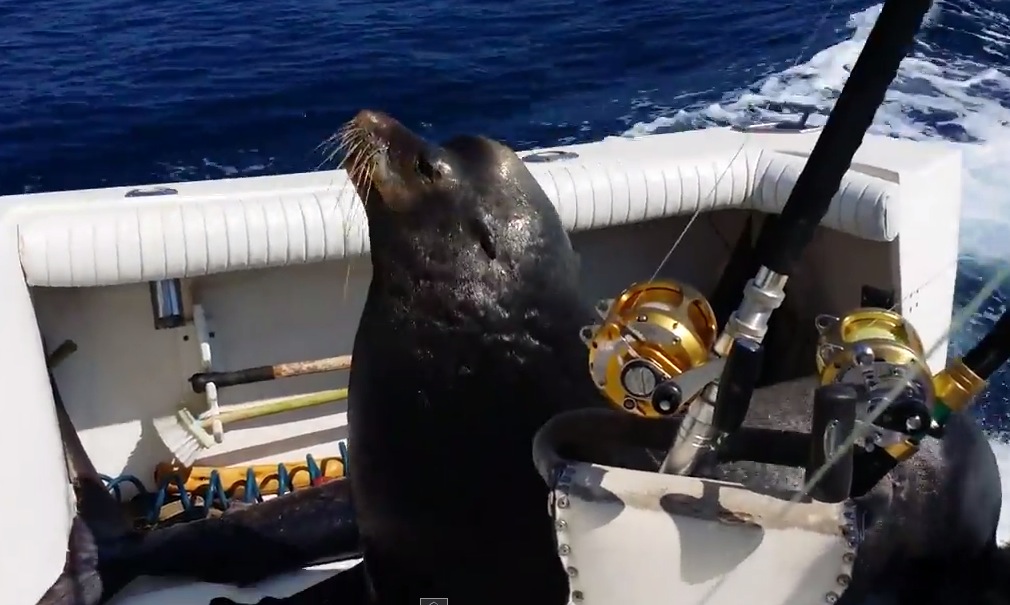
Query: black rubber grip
963 307 1010 380
805 383 858 503
757 0 933 277
711 338 764 435
190 365 276 393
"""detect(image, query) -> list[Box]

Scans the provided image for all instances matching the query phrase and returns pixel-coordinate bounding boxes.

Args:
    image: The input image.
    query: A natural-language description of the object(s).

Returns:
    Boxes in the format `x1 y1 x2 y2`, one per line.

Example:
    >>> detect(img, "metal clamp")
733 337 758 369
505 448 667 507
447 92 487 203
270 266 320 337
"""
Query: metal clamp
731 103 822 134
521 150 580 163
125 186 179 198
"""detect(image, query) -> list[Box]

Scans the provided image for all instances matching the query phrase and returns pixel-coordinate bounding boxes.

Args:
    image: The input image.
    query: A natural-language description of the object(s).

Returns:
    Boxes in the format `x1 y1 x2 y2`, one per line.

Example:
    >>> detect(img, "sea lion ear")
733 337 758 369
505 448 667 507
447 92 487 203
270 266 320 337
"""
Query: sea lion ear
468 212 498 260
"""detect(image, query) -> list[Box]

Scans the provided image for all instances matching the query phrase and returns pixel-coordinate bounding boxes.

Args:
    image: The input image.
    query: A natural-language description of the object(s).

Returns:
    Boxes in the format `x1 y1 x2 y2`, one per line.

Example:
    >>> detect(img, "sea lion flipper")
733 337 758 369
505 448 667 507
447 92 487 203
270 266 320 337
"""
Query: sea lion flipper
122 478 359 586
50 369 141 602
35 517 103 605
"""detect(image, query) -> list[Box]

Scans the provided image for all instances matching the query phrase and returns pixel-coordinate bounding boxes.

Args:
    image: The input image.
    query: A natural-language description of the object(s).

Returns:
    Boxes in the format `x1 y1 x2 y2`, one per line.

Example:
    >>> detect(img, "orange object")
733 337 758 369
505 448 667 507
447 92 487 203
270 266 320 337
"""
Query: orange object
155 457 346 498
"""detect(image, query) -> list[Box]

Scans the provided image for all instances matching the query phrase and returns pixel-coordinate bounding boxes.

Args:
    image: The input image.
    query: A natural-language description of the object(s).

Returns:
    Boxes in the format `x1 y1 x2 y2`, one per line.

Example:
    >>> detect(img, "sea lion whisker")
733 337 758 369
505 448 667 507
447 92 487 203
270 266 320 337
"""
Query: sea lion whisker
327 148 354 176
320 123 364 164
344 136 369 168
346 151 365 184
314 130 343 154
315 125 356 163
324 136 352 169
335 176 361 253
348 148 379 190
336 121 357 144
313 128 361 172
356 163 377 207
339 124 364 149
364 164 378 206
313 149 342 173
339 136 372 174
335 126 358 151
341 261 354 302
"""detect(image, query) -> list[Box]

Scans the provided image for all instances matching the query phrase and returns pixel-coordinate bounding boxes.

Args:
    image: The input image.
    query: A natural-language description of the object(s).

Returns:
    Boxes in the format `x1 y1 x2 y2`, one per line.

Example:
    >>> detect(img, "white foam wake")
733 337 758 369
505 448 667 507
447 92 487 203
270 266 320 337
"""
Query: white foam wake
627 1 1010 264
624 1 1010 541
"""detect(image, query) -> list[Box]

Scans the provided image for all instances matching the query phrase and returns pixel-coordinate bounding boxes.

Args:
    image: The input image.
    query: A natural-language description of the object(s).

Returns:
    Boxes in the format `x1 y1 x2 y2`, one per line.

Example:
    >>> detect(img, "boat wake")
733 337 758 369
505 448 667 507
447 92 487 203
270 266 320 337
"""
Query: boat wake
626 0 1010 541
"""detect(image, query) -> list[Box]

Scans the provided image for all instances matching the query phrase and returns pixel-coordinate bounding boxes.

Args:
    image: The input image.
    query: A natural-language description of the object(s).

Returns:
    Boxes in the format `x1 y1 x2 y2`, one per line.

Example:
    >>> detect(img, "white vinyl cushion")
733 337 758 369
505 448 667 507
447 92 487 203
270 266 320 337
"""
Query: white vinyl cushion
13 134 896 287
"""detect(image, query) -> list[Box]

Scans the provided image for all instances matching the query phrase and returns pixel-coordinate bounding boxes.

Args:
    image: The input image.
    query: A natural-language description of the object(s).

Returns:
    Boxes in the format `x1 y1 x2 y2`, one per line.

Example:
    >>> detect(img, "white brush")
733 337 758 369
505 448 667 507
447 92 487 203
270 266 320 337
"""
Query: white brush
154 388 349 466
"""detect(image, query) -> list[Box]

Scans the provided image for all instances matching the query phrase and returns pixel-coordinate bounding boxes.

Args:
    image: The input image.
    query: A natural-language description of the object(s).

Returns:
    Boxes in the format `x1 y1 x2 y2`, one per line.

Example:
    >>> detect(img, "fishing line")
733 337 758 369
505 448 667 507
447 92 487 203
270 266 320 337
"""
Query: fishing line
647 0 839 283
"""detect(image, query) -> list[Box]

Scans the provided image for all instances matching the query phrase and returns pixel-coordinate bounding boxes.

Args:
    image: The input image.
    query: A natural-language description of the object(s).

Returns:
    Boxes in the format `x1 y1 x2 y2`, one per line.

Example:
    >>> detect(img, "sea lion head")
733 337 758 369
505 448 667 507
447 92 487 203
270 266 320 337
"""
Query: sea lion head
337 109 566 276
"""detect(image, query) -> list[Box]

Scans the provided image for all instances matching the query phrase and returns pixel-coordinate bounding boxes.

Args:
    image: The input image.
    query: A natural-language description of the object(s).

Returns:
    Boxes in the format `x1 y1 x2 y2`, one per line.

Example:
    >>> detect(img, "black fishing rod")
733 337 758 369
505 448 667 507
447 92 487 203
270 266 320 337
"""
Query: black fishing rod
661 0 935 475
847 304 1010 496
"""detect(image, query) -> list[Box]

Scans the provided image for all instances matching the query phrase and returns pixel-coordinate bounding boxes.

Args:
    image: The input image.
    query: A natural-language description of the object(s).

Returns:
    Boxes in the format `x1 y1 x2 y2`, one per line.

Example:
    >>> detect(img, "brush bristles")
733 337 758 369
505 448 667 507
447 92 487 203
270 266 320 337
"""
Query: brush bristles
153 409 214 467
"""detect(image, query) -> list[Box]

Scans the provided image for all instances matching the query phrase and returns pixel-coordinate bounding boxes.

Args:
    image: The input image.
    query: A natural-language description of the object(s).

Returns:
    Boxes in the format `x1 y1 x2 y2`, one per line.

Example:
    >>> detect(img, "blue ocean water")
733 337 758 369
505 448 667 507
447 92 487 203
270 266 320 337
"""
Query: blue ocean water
0 0 1008 423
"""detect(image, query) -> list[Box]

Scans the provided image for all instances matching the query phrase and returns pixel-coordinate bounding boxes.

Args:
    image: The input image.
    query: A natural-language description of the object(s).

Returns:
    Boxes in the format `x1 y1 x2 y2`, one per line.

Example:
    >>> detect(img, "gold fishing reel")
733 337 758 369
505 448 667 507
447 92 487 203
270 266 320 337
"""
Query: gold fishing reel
580 280 719 417
815 308 935 412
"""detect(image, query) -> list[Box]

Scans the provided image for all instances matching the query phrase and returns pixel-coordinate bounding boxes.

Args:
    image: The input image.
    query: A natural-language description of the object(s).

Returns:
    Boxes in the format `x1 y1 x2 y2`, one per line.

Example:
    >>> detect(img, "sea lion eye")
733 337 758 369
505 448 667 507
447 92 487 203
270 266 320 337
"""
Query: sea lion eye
415 154 439 181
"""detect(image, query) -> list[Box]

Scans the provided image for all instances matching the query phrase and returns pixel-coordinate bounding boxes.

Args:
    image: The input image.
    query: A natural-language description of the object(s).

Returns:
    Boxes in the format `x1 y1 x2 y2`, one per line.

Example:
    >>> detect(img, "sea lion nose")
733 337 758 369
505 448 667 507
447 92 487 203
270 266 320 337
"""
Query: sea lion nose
353 109 399 135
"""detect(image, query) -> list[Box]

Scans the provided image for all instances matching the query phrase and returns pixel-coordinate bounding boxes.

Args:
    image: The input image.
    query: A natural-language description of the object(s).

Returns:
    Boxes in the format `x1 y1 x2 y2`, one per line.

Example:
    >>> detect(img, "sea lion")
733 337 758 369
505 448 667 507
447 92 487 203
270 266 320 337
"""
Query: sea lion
311 109 637 605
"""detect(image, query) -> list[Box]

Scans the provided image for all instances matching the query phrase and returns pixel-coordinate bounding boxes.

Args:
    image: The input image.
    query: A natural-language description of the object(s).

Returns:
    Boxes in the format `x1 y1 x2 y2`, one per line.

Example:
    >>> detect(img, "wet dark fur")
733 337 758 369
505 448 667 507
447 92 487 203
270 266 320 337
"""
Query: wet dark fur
337 110 630 605
710 376 1010 605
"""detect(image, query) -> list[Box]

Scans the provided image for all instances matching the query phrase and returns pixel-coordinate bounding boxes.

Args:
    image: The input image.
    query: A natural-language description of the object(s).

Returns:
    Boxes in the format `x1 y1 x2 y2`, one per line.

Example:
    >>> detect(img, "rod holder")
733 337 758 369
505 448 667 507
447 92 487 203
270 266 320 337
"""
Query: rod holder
149 279 186 330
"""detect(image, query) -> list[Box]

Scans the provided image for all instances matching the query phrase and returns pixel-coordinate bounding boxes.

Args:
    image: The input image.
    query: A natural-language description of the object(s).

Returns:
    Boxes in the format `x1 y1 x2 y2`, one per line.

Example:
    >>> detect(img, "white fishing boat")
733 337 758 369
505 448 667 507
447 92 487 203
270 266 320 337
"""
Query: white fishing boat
15 0 999 602
3 109 966 605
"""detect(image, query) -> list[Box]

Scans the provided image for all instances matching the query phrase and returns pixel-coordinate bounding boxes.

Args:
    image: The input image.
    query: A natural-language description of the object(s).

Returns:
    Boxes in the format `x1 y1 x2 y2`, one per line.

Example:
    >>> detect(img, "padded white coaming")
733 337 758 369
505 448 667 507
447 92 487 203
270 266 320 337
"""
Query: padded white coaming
14 142 897 287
